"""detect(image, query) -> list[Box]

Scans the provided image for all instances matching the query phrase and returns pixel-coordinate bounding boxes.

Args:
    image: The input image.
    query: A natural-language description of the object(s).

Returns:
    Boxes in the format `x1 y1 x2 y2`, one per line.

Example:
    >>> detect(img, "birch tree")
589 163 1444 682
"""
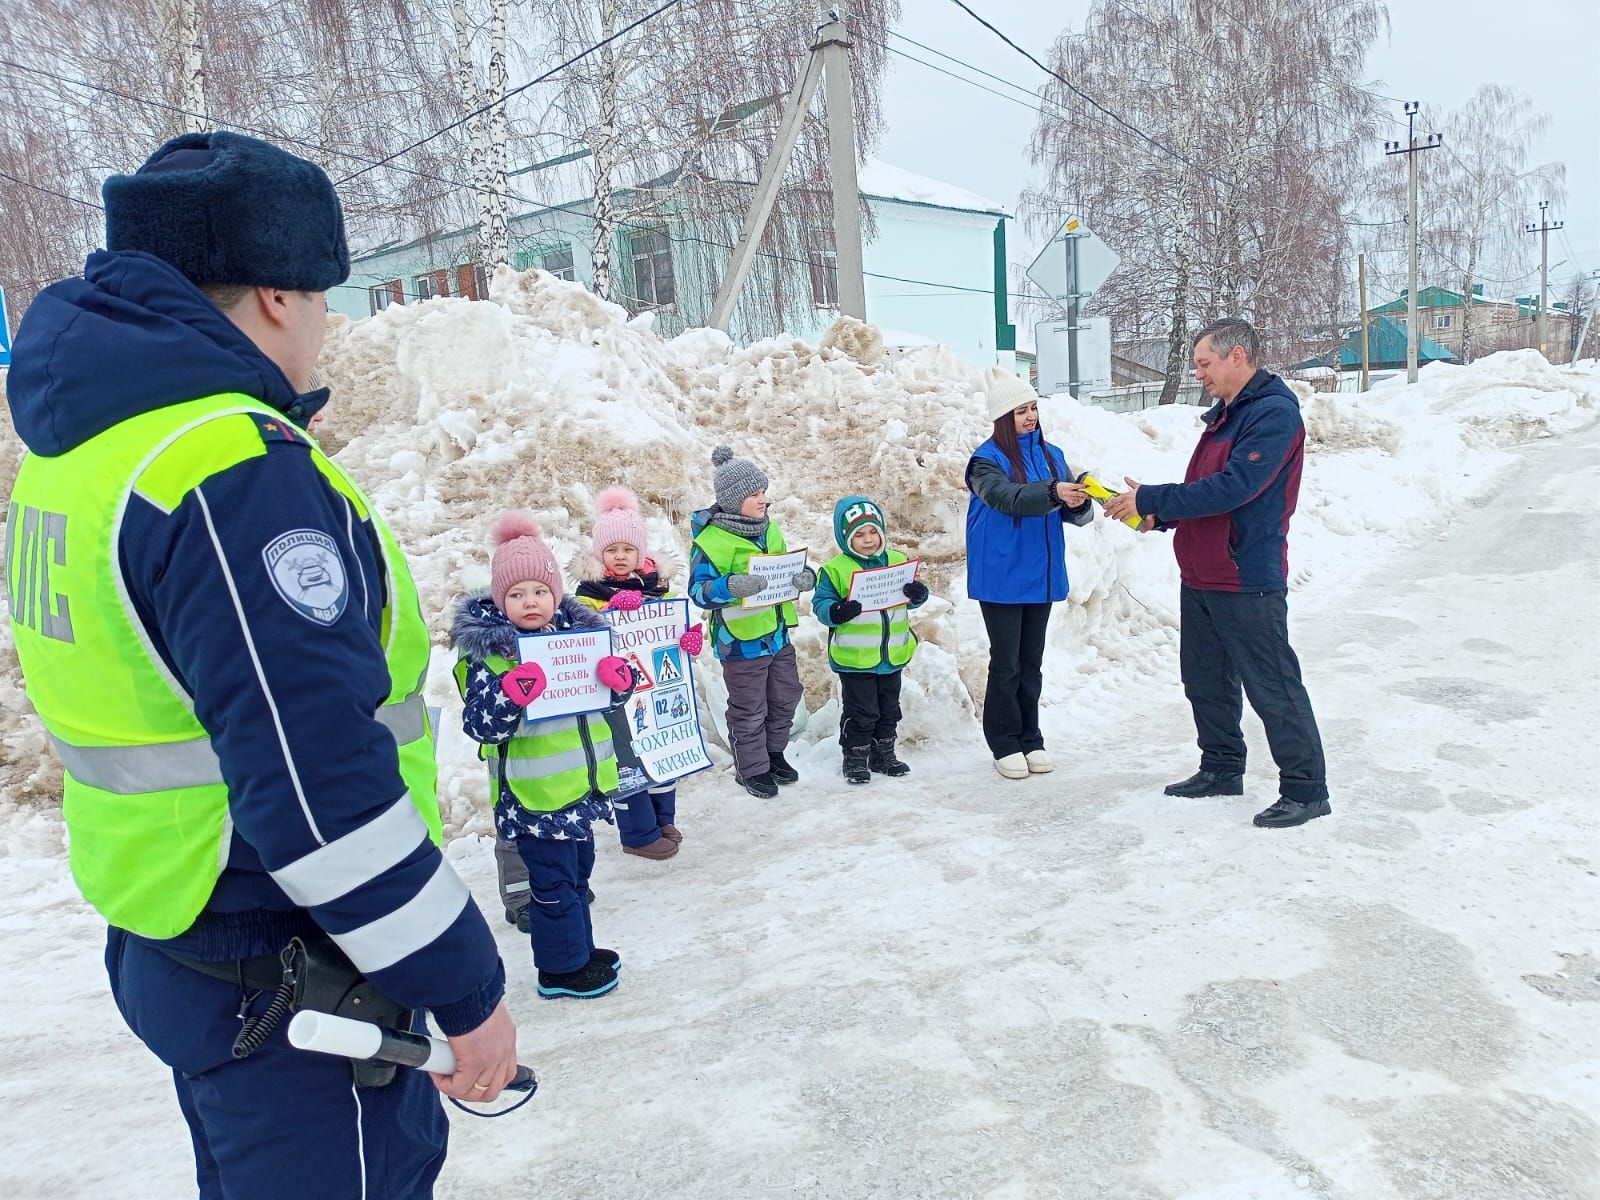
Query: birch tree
0 0 468 313
522 0 897 337
1427 86 1563 361
1025 0 1384 391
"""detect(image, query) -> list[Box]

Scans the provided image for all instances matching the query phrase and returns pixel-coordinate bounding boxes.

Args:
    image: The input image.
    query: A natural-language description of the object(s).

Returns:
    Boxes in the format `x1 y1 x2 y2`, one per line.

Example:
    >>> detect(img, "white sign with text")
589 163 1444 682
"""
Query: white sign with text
515 627 613 722
845 559 921 613
603 599 713 784
740 547 809 610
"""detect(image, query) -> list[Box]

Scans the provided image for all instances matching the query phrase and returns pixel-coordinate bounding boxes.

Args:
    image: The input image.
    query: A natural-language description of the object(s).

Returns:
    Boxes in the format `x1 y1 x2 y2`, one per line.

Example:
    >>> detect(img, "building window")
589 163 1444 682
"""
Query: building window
627 229 675 309
541 247 575 281
512 244 576 281
809 242 839 309
413 273 435 300
369 280 402 313
1433 314 1453 330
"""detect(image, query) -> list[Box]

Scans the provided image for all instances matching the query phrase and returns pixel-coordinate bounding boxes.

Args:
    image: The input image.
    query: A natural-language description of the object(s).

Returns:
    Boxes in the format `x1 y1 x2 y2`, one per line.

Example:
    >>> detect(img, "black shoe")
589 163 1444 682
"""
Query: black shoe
738 772 779 798
589 948 621 972
1164 769 1244 797
537 960 619 999
768 752 800 785
869 738 910 777
1253 797 1332 828
843 745 872 785
586 888 596 905
505 905 530 934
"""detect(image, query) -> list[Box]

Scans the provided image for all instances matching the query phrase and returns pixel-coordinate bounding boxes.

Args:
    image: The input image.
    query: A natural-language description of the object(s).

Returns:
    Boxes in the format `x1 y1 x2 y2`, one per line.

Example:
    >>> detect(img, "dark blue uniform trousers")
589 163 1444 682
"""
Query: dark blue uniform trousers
1179 586 1328 803
515 835 596 973
106 928 447 1200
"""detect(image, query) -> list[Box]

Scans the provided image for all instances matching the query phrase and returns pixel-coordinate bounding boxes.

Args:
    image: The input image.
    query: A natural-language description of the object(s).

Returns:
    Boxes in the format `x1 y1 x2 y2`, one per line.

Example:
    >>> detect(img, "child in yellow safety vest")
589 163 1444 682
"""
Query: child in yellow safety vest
687 446 816 799
449 512 636 1000
812 496 929 784
572 485 701 860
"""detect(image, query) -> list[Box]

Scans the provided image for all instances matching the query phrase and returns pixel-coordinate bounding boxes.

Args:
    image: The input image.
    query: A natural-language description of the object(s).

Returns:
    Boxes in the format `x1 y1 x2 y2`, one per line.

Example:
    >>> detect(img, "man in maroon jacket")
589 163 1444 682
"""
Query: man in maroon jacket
1107 319 1330 828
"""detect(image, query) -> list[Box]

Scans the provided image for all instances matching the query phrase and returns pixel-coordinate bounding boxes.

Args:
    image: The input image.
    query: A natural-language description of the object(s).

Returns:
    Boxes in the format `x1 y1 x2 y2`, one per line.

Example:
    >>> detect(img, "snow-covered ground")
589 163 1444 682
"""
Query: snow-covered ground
2 274 1597 1197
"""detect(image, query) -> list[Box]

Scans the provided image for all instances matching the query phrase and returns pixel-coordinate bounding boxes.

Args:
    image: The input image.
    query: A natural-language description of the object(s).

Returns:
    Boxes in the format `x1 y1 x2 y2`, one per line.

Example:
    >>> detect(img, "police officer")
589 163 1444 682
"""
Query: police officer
4 132 517 1196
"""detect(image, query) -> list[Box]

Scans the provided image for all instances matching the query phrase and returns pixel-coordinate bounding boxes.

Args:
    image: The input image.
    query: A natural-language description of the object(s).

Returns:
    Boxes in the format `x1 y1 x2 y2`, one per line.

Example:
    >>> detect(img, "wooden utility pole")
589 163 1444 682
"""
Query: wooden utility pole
1525 200 1564 358
1358 252 1370 391
1385 102 1441 383
709 9 866 330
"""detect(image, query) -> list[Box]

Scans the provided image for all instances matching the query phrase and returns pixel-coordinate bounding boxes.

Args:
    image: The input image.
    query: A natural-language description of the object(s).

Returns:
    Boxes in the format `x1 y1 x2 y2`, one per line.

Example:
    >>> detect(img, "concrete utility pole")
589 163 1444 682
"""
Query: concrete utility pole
1525 200 1564 358
818 19 866 320
1358 252 1370 391
1385 102 1442 384
709 8 865 330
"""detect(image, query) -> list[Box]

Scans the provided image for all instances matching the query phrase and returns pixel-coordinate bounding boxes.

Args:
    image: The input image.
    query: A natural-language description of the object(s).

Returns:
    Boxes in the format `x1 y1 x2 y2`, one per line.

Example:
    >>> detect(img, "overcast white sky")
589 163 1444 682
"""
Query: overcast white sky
872 0 1599 300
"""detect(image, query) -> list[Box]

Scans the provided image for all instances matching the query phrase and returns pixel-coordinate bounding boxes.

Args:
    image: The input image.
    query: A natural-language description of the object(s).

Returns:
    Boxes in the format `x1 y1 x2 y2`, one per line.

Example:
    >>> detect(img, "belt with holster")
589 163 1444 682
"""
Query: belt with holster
160 936 410 1088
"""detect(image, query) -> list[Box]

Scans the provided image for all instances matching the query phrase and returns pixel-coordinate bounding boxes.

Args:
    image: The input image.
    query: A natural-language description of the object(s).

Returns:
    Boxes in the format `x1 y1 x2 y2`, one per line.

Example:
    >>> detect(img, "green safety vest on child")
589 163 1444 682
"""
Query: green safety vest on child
820 550 919 671
452 653 620 812
691 520 799 641
5 392 443 939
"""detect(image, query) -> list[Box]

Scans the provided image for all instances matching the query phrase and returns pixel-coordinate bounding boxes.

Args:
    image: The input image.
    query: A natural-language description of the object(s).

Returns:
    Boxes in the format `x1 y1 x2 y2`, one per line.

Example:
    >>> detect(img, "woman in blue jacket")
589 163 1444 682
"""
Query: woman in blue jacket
965 368 1094 779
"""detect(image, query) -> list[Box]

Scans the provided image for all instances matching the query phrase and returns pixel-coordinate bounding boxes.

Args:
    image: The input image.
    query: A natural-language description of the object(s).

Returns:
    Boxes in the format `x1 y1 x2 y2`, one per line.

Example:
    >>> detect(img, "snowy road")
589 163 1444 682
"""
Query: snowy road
3 424 1597 1199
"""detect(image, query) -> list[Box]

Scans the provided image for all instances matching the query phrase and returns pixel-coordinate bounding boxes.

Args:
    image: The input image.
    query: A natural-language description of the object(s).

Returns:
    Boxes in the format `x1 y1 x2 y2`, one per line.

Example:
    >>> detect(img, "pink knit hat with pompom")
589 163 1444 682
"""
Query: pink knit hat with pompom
590 486 649 561
490 511 562 613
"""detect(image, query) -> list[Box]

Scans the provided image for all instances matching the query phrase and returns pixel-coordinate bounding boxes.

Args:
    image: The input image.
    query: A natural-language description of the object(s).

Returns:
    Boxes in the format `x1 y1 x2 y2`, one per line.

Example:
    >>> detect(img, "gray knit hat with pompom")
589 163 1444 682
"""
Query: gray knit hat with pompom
711 445 769 513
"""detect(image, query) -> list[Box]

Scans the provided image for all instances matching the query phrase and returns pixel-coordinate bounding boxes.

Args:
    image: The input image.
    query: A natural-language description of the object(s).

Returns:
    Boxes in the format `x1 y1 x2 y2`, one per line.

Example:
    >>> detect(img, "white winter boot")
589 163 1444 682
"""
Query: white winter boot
994 752 1029 779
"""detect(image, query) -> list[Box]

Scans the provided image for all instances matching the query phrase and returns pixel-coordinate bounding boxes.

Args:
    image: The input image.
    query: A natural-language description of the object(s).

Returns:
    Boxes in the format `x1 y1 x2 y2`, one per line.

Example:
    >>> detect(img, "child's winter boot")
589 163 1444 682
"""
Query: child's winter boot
843 745 872 785
538 959 620 999
869 738 910 777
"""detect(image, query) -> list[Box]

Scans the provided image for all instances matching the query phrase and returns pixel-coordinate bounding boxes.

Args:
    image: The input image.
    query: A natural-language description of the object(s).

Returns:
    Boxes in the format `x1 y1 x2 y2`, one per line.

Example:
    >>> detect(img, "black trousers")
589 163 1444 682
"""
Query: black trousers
978 601 1052 758
839 671 904 749
1180 586 1328 803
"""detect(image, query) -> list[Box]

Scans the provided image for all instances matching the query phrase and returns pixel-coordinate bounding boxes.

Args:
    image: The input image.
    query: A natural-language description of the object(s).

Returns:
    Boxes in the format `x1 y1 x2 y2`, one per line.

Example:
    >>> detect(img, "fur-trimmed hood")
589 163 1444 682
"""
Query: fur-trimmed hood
567 543 681 585
449 593 607 661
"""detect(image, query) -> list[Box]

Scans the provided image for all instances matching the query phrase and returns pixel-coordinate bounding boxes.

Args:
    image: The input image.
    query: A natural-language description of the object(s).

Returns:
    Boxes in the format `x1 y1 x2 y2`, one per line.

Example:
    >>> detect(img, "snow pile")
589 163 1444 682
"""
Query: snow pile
313 274 1600 798
4 272 1599 825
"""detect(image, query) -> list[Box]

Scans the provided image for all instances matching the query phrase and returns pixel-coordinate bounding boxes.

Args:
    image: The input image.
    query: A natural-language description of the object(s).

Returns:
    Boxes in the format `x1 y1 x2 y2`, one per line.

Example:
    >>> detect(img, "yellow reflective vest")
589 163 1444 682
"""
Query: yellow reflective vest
820 551 918 671
691 520 798 642
5 393 442 938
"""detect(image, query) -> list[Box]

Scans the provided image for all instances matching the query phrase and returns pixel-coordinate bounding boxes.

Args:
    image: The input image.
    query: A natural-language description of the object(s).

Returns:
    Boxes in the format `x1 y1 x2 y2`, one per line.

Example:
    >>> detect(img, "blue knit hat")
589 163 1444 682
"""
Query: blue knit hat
103 131 350 291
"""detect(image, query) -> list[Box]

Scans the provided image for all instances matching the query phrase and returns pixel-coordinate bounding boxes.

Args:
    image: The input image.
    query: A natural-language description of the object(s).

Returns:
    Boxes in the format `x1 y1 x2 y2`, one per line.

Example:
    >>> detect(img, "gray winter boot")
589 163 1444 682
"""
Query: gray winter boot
869 738 910 777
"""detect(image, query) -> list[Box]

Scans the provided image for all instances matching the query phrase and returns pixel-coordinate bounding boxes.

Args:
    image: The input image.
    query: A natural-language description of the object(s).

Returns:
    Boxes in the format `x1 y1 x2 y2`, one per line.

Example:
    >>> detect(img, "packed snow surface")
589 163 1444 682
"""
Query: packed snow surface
2 271 1597 1197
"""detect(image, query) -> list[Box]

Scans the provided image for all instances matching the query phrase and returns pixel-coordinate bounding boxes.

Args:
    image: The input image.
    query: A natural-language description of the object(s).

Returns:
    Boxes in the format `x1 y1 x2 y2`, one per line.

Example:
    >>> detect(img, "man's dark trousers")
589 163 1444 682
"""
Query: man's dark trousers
1179 586 1327 803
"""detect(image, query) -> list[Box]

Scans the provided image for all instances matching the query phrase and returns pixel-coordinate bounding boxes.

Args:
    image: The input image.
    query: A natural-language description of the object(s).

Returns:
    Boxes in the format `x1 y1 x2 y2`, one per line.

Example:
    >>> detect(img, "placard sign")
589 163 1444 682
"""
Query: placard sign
740 547 809 609
515 627 613 722
604 598 712 784
846 559 921 613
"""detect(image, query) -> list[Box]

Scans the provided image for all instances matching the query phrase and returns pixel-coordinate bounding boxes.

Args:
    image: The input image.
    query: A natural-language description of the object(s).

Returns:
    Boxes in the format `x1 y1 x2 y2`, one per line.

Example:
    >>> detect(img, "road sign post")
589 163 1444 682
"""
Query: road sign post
0 285 12 369
1026 219 1119 398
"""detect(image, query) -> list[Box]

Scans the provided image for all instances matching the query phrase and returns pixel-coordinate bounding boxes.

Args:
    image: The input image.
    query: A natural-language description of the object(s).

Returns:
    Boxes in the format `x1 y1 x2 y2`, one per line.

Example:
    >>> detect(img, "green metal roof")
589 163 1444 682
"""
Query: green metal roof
1291 314 1455 370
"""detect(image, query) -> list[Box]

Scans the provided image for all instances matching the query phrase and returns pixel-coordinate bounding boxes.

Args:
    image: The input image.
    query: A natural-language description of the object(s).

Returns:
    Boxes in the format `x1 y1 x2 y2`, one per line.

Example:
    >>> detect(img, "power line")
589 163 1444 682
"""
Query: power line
886 29 1056 108
1557 227 1588 279
1 66 1032 309
336 0 684 185
0 167 103 211
873 35 1229 174
878 27 1402 241
944 0 1232 189
0 55 570 223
